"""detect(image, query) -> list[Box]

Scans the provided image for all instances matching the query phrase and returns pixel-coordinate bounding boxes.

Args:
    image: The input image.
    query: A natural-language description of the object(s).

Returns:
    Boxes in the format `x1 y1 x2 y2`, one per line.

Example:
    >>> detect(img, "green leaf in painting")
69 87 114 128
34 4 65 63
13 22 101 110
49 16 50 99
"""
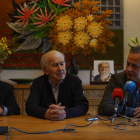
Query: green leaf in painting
57 7 68 14
20 23 34 30
33 30 49 38
30 23 51 31
48 0 57 14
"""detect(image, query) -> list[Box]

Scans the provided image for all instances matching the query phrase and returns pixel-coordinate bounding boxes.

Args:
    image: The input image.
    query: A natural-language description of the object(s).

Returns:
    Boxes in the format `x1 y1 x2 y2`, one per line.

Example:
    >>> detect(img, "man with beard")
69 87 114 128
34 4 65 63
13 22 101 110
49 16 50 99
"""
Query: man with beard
98 46 140 118
94 62 111 81
26 50 89 120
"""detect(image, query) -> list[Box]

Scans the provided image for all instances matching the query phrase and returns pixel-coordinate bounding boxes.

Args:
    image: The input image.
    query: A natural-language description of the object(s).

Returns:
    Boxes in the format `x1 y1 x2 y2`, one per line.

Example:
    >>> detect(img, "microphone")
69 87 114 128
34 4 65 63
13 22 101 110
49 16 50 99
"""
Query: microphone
123 81 136 105
112 88 123 114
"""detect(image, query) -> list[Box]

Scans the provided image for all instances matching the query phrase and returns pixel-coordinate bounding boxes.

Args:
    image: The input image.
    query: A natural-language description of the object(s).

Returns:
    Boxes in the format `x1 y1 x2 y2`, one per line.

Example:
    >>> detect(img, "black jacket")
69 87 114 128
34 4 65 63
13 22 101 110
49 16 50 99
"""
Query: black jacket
26 73 89 119
0 81 20 115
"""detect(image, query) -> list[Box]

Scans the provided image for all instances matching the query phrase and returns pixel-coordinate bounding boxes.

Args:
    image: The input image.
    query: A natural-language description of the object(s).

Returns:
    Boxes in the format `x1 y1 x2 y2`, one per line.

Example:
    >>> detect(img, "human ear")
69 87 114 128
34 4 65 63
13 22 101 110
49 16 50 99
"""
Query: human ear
43 66 48 75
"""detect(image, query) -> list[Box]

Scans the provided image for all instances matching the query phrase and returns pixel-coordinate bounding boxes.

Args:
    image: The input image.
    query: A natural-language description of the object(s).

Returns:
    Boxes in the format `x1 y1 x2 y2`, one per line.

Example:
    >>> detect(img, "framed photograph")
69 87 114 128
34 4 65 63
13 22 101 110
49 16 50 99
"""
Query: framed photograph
93 60 114 82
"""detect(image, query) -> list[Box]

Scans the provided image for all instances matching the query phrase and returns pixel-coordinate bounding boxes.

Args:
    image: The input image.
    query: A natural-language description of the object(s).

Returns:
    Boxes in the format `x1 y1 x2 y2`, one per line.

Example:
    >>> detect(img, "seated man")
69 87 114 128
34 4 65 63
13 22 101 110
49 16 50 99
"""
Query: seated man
0 81 20 115
94 62 111 81
98 46 140 118
26 50 89 120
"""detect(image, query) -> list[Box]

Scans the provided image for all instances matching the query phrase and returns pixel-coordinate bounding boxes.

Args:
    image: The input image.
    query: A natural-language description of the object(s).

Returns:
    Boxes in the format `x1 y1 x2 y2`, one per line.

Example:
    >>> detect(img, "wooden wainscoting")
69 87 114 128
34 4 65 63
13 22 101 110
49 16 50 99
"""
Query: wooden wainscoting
82 85 106 115
13 84 106 115
13 84 30 115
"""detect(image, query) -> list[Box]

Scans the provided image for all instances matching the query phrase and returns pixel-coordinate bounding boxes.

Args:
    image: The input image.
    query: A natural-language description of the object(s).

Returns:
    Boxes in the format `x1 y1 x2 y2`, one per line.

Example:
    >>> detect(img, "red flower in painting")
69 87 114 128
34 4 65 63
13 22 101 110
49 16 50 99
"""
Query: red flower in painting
32 7 56 28
14 3 40 27
52 0 70 6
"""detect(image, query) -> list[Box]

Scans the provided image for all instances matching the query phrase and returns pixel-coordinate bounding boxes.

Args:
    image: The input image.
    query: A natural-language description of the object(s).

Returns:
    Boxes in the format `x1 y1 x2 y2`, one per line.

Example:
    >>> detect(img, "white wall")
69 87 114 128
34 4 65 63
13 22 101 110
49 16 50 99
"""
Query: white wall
1 0 140 85
123 0 140 66
0 69 90 85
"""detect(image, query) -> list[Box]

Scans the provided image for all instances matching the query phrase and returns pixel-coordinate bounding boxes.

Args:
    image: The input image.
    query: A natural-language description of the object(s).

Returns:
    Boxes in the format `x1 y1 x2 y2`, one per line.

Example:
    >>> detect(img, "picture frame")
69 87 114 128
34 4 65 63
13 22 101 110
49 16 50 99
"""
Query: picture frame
90 60 114 85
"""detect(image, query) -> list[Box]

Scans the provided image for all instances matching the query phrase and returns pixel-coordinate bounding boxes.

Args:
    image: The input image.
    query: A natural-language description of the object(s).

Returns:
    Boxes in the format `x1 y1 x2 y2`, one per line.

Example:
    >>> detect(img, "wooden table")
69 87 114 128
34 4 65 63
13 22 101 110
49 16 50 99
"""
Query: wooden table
0 115 140 140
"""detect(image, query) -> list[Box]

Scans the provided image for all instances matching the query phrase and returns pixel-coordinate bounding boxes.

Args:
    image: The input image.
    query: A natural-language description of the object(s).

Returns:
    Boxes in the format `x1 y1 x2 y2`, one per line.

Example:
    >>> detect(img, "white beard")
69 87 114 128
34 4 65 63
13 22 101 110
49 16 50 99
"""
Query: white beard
100 71 110 81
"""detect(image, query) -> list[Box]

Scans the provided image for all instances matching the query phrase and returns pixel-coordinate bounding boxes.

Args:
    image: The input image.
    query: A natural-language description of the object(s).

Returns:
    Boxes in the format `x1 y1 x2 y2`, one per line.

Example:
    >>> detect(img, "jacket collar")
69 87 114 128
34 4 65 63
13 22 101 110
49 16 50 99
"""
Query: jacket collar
45 73 69 85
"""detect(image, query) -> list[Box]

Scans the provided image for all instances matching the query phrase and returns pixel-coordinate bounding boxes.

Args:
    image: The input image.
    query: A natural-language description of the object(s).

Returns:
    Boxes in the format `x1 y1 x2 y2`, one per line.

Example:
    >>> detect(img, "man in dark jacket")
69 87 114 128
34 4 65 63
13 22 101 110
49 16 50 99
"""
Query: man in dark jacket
26 50 89 120
0 81 20 115
99 46 140 118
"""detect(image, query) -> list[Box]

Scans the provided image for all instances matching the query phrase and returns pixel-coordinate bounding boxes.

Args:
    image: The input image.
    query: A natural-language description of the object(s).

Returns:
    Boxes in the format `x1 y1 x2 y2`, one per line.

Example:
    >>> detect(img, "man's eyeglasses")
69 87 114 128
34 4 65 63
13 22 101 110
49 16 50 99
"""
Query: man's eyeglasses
100 66 109 70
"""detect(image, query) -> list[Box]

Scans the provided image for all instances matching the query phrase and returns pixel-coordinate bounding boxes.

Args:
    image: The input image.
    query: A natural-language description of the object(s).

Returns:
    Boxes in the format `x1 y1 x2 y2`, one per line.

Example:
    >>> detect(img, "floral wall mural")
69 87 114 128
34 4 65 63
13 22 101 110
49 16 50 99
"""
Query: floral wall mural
0 0 123 70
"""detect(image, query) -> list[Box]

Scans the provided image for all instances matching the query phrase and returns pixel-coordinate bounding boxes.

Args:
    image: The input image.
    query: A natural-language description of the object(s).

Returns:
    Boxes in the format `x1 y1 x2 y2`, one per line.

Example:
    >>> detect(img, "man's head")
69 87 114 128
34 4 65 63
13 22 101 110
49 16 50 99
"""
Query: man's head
98 62 110 81
126 46 140 85
40 50 66 86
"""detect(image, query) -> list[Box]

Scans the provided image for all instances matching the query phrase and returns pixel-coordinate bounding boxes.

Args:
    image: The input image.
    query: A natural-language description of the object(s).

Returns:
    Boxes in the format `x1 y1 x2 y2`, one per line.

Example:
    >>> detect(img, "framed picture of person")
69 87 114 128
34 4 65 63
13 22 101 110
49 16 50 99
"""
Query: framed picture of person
93 60 114 82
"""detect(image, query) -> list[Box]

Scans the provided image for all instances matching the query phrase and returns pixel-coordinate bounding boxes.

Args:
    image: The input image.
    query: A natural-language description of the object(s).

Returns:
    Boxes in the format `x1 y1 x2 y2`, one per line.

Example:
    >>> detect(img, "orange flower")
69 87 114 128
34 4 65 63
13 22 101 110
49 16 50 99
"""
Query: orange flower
52 0 70 6
32 7 56 28
14 3 40 27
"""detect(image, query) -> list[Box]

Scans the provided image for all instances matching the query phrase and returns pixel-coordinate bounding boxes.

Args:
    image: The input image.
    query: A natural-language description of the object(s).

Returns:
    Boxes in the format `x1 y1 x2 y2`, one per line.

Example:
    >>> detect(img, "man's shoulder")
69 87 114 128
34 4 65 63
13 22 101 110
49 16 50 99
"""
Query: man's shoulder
0 81 13 90
0 81 13 87
110 71 127 84
64 73 81 83
34 74 48 81
112 71 126 78
94 74 101 81
32 74 49 86
94 74 100 78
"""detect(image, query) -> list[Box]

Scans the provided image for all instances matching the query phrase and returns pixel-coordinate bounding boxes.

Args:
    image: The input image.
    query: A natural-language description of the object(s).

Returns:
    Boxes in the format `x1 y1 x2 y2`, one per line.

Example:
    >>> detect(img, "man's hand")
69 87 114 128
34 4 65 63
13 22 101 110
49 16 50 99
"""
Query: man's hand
0 107 4 115
133 107 140 118
44 103 66 121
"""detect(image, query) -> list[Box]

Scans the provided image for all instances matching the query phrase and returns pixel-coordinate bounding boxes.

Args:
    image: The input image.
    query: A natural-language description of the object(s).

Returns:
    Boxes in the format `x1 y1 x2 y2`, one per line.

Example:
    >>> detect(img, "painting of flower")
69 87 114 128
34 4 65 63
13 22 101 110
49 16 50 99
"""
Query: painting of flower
6 0 115 55
14 3 40 27
49 0 115 55
32 7 55 28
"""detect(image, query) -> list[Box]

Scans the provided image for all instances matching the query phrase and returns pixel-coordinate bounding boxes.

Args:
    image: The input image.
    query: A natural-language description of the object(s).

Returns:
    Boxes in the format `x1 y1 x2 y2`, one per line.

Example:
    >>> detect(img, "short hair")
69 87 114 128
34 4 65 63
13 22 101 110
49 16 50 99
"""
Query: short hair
40 50 65 70
130 46 140 54
98 62 110 70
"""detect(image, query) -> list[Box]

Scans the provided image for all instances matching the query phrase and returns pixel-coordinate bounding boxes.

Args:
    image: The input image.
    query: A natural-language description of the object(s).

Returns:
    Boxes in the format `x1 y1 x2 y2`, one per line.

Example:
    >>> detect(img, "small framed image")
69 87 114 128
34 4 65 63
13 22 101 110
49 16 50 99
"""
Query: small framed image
93 60 114 82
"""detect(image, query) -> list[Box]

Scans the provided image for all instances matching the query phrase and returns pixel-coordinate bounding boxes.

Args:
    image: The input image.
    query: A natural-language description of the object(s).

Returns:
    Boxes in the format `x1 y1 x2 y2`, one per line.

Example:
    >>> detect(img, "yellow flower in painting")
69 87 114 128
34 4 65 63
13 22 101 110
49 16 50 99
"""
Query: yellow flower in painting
87 22 103 37
0 37 12 64
0 43 3 48
89 39 98 47
74 31 90 47
49 0 115 55
8 50 11 54
4 44 8 49
87 14 94 21
1 37 7 43
74 17 87 31
57 15 73 31
58 31 72 45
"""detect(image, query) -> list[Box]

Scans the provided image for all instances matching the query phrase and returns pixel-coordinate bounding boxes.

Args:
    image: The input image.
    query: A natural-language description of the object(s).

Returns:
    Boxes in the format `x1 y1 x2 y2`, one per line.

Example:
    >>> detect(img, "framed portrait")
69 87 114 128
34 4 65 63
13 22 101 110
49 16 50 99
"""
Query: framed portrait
93 60 114 82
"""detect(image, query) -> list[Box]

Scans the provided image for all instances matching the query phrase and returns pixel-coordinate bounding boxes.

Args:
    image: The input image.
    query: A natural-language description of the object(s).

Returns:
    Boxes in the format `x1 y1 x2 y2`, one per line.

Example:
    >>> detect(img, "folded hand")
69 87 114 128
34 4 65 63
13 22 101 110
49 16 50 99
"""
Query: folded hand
44 103 66 121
